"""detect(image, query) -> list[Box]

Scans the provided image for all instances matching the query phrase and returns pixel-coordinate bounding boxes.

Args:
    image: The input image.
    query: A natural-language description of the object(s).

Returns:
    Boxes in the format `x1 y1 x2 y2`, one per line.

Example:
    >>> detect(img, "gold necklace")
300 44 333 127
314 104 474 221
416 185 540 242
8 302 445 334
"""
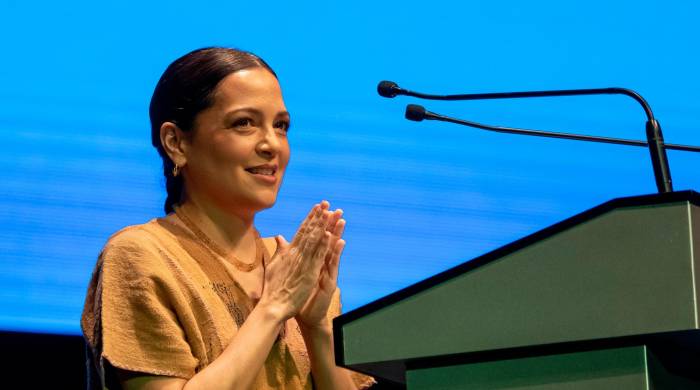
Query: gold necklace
174 205 264 272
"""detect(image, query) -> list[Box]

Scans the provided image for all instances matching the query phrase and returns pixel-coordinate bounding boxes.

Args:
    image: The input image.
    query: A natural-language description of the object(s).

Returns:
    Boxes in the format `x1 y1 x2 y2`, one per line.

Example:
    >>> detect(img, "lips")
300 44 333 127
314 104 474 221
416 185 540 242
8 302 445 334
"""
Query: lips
245 164 278 176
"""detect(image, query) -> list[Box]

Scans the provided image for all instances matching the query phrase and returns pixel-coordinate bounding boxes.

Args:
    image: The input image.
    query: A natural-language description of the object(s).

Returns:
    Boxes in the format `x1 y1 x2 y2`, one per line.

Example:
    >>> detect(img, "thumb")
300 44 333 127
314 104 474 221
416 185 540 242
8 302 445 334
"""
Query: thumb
274 235 290 255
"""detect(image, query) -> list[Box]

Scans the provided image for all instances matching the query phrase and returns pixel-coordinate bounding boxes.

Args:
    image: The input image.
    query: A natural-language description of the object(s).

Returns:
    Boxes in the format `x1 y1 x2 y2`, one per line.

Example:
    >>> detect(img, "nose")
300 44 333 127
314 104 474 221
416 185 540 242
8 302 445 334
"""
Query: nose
256 127 281 158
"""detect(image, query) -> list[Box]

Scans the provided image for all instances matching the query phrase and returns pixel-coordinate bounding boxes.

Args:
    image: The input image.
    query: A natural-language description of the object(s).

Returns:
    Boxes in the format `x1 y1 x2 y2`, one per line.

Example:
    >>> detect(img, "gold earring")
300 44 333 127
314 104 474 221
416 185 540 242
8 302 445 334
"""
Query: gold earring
172 164 180 177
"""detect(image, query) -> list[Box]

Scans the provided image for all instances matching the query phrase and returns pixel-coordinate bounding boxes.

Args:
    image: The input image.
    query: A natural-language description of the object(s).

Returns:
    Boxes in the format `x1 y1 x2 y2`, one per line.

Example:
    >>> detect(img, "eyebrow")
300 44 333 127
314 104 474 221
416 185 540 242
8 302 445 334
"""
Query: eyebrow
224 107 290 119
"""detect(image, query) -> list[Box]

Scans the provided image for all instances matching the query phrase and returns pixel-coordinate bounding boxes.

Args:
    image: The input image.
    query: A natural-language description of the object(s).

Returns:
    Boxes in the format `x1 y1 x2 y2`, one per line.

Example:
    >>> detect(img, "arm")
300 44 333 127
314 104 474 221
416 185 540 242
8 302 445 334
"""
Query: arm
118 203 334 390
119 303 285 390
296 214 361 390
300 321 357 390
121 315 359 390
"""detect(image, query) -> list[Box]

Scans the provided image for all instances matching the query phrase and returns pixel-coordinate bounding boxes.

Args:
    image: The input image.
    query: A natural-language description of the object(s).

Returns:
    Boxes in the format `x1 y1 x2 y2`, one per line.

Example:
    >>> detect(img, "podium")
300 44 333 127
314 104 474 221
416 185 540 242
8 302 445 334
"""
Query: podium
334 191 700 389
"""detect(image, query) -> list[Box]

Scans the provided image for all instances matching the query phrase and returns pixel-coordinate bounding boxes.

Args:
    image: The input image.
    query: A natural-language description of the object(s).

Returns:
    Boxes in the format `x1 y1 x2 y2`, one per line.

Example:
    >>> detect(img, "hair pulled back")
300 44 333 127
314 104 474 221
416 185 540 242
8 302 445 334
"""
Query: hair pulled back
149 47 276 214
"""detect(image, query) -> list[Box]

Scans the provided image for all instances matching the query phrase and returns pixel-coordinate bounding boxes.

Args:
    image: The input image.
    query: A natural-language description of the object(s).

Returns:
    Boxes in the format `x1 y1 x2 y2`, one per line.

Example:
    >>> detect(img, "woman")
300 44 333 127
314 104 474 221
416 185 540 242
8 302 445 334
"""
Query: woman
81 47 375 389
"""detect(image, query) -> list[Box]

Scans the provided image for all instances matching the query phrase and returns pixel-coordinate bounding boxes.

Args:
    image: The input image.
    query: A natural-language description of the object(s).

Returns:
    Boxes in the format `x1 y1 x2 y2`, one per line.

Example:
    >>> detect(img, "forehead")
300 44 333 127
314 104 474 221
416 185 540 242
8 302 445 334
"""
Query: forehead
211 67 284 109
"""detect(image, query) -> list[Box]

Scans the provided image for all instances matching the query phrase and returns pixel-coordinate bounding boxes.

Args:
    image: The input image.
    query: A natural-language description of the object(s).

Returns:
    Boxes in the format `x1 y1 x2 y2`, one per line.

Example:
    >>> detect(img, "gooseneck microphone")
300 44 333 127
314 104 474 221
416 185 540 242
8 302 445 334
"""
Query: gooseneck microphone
380 81 700 194
380 81 652 118
404 104 700 152
377 81 403 98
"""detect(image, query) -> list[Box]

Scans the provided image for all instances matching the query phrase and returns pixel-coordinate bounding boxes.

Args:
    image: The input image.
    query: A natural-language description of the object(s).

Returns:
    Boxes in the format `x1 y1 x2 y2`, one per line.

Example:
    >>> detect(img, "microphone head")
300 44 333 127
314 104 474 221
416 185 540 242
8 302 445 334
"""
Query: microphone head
377 80 400 98
405 104 427 121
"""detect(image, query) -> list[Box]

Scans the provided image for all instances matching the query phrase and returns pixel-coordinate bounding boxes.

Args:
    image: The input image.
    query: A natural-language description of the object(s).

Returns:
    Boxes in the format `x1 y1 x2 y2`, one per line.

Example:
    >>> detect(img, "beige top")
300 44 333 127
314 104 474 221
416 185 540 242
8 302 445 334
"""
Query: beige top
81 213 375 389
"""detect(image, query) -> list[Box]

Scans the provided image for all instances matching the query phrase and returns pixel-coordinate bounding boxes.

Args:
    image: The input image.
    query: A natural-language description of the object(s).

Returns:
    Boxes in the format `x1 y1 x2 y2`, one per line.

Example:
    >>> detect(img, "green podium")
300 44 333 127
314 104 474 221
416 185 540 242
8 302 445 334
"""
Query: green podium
334 191 700 389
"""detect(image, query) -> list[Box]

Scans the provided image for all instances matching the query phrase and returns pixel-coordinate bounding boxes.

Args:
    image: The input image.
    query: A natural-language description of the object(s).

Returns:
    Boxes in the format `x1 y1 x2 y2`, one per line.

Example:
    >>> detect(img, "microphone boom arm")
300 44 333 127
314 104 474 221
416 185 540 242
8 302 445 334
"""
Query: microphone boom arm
401 87 655 121
409 105 700 153
383 81 678 193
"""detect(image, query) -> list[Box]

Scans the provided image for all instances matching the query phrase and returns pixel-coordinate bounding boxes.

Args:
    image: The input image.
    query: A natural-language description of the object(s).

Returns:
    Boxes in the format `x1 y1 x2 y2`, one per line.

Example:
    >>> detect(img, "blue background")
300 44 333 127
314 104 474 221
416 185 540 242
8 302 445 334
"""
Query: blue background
1 1 699 335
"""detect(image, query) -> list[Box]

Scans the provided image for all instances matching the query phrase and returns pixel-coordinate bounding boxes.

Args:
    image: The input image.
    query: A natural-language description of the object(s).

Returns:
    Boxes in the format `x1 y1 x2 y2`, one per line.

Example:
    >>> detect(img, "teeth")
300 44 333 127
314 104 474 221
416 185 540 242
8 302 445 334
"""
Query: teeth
248 168 274 175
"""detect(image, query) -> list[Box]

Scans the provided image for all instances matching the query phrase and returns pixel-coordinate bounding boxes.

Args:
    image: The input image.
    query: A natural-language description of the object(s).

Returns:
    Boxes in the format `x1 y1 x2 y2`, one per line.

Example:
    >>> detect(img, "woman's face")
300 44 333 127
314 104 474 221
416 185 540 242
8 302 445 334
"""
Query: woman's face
182 67 291 217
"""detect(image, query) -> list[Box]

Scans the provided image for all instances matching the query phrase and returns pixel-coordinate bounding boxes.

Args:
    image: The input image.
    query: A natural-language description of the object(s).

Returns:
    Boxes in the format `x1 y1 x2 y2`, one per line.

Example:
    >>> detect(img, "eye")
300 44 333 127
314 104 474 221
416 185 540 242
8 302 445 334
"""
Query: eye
274 120 290 134
231 117 253 128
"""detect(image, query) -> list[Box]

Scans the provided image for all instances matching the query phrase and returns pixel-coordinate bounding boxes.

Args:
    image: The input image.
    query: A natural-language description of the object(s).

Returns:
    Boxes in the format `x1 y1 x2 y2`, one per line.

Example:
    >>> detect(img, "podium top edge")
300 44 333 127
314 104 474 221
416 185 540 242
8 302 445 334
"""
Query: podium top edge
335 190 700 327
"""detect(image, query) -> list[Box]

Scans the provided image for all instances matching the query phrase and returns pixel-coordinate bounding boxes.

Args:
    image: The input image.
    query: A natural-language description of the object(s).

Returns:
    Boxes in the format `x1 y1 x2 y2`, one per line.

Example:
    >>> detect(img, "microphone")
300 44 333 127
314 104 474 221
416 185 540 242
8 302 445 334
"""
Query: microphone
381 81 682 193
405 104 427 121
377 81 404 98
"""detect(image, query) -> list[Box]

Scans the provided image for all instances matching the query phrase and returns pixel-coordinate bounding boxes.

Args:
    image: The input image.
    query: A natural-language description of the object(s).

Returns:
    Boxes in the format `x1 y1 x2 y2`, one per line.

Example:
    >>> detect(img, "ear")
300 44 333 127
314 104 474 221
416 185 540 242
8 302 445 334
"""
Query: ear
160 122 189 168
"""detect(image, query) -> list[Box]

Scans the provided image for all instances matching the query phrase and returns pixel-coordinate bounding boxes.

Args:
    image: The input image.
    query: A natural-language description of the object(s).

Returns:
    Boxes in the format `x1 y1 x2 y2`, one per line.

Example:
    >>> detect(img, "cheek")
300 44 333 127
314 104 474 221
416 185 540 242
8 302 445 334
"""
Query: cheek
280 142 291 170
211 141 255 166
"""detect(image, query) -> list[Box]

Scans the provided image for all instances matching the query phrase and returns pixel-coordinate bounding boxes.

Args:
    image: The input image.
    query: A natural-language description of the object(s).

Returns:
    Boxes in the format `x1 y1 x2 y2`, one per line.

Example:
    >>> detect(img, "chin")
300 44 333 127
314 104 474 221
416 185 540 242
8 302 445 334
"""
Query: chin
214 191 278 216
250 193 278 211
257 199 277 211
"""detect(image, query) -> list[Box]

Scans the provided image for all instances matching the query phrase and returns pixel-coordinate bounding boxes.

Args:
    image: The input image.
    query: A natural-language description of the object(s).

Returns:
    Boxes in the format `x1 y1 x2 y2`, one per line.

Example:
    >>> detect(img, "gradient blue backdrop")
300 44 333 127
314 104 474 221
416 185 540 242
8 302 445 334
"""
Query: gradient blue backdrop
1 1 699 335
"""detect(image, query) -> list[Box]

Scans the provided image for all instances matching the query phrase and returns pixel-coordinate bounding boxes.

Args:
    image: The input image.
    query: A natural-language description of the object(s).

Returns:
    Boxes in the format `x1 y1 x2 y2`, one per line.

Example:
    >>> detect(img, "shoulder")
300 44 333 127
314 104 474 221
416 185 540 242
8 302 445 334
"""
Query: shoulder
104 216 172 247
104 222 155 249
99 218 174 275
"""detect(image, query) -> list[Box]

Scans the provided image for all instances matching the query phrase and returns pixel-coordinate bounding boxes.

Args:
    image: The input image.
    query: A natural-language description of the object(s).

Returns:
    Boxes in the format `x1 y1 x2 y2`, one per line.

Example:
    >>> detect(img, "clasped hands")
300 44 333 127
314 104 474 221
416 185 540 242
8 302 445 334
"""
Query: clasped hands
261 201 345 330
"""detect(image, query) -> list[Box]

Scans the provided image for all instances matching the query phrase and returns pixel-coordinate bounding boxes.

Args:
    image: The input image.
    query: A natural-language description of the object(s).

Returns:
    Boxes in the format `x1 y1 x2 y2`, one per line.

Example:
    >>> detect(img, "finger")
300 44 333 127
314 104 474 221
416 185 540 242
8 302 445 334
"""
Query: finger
301 231 330 289
321 205 340 228
294 203 327 255
332 218 346 238
274 235 289 254
291 204 320 247
291 204 316 247
292 200 330 243
317 263 332 290
319 201 332 229
267 235 290 266
322 209 334 230
302 203 323 234
317 261 330 285
299 208 328 261
272 234 289 259
328 239 345 281
326 209 343 232
296 202 331 266
310 231 332 275
324 218 344 262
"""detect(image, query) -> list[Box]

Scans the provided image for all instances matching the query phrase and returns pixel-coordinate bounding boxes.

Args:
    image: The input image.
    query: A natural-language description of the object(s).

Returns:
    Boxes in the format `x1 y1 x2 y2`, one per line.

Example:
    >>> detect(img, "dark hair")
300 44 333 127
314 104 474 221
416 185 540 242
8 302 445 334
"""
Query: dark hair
149 47 277 214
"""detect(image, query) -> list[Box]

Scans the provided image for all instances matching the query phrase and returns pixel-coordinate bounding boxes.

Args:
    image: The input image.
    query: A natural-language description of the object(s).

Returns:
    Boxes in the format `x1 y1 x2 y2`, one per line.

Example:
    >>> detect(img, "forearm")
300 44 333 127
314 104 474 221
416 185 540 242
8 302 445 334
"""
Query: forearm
300 321 357 390
182 303 285 390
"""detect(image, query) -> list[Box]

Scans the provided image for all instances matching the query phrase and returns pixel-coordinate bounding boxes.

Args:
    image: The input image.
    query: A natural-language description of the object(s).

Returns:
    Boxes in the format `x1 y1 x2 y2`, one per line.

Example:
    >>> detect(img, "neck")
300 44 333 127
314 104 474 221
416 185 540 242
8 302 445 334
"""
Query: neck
178 195 258 260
